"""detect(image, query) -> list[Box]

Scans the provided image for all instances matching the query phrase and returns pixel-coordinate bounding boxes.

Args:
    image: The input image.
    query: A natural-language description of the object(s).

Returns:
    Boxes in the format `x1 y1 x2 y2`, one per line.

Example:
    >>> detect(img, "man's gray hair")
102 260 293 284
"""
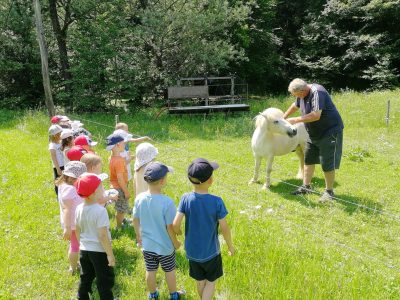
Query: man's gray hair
288 78 308 93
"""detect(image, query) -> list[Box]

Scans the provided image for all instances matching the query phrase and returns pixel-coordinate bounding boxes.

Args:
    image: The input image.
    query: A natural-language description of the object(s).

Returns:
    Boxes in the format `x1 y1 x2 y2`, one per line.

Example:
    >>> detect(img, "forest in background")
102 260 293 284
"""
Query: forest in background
1 0 399 111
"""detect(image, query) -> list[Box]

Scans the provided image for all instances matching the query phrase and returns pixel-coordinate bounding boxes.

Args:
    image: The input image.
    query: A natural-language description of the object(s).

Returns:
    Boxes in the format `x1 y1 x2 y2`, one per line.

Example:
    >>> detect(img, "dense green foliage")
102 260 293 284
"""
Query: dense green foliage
1 0 399 110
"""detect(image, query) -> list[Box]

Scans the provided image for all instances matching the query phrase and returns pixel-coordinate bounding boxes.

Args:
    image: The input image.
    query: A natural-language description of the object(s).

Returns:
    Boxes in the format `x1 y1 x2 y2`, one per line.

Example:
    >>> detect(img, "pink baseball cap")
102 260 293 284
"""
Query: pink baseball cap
50 115 62 124
75 173 105 198
66 146 88 161
74 135 97 147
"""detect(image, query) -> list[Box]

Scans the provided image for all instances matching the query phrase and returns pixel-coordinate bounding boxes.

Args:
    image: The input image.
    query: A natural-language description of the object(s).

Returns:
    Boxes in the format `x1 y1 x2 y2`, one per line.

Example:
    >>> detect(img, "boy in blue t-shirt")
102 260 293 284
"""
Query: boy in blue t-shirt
132 162 184 300
173 158 235 300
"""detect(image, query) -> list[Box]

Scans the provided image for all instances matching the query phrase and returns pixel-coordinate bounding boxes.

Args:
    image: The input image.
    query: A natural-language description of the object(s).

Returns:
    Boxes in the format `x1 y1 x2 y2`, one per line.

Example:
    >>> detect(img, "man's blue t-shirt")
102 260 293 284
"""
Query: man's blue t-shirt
178 192 228 263
133 192 176 256
295 83 344 140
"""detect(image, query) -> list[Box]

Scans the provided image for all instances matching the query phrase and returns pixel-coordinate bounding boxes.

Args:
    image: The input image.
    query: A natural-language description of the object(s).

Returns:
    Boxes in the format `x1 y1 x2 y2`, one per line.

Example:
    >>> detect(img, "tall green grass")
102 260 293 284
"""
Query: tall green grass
0 90 399 299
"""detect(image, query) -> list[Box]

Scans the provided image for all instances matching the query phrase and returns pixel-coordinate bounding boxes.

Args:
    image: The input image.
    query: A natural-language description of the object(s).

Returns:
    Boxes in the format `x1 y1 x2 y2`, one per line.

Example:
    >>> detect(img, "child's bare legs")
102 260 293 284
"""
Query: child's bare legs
165 270 177 293
116 212 124 228
68 250 79 270
197 280 216 300
146 271 157 294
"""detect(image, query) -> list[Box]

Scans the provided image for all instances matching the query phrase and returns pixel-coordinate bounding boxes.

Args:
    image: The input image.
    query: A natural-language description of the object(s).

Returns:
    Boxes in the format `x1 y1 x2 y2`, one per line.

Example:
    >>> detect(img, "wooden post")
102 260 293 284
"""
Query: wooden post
386 100 390 126
204 76 209 106
230 76 235 104
33 0 55 117
115 115 119 126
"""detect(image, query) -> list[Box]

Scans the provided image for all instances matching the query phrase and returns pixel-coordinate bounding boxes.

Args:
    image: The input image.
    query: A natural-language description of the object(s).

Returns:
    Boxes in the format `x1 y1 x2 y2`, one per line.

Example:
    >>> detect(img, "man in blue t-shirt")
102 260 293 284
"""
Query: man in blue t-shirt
283 78 344 202
173 158 235 300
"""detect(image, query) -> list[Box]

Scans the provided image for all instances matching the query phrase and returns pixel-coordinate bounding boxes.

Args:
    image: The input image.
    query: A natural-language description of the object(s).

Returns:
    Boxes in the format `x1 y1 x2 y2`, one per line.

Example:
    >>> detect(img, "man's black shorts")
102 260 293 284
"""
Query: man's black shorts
189 254 223 282
304 131 343 172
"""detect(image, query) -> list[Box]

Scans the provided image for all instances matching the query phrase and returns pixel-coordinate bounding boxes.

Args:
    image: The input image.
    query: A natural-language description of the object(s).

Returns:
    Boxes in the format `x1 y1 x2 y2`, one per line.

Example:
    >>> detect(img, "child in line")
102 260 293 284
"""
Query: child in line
106 133 130 229
80 153 118 206
60 129 75 164
134 143 158 197
66 146 88 162
113 129 134 183
114 122 152 185
49 124 64 196
71 120 91 138
56 161 87 274
74 135 97 154
75 173 116 300
173 158 235 300
51 115 70 128
133 162 184 300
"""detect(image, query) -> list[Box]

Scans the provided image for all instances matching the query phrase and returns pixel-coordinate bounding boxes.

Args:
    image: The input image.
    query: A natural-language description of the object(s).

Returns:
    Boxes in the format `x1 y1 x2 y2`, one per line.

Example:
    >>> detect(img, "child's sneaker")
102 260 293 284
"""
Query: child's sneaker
148 290 159 299
68 266 79 275
170 289 186 299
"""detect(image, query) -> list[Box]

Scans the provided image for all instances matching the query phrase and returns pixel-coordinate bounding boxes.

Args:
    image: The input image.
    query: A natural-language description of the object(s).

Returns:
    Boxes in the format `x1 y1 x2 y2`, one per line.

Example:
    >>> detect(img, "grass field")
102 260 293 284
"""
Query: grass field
0 90 400 299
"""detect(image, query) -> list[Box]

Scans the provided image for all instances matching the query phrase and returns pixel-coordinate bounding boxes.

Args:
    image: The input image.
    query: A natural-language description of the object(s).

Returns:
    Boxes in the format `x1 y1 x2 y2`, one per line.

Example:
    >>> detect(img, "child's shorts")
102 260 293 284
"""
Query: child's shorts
115 189 130 213
143 250 176 272
70 230 79 253
189 254 223 282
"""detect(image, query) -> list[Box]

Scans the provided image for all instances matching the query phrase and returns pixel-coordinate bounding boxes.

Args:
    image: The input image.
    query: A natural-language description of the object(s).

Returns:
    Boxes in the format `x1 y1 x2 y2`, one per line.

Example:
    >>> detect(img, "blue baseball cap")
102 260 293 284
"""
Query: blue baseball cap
106 133 125 151
187 158 219 184
144 162 174 182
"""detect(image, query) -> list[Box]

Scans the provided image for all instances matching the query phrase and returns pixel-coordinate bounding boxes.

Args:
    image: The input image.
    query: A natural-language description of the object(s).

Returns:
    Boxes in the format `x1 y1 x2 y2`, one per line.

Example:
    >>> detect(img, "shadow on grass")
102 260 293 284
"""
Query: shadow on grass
269 178 383 216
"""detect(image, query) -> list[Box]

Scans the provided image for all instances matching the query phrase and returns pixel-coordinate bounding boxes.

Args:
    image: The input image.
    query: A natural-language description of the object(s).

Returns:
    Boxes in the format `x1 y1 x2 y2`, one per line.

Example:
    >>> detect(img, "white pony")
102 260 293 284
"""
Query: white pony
249 107 309 189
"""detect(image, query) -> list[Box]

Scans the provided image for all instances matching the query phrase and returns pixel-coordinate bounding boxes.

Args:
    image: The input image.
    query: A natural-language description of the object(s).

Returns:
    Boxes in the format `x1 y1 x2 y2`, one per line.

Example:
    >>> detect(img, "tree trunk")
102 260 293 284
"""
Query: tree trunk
48 0 73 106
33 0 55 116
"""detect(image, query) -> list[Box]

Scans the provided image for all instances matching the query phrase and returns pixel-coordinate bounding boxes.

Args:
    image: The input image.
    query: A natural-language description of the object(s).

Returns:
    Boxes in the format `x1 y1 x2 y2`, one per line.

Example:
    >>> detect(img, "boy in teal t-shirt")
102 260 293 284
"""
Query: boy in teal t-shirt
133 162 184 300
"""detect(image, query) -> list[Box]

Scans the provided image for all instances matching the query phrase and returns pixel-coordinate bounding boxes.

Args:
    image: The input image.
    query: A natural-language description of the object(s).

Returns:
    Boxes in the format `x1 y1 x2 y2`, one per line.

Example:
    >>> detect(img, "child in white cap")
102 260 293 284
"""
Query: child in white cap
134 142 158 197
49 124 64 196
60 129 75 164
56 161 87 274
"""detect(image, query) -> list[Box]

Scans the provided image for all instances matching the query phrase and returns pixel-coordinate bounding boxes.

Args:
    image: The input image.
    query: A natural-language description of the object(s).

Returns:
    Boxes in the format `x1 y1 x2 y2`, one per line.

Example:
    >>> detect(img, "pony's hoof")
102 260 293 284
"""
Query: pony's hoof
261 184 270 190
248 179 258 185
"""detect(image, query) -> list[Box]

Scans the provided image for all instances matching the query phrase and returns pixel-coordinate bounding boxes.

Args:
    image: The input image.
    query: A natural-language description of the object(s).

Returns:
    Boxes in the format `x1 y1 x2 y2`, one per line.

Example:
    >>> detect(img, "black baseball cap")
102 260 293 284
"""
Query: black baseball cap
187 158 219 184
144 162 174 182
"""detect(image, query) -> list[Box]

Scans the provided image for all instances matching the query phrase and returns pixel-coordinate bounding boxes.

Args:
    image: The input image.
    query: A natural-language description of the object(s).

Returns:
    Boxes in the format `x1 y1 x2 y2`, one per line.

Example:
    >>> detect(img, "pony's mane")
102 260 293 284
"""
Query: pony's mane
255 108 284 128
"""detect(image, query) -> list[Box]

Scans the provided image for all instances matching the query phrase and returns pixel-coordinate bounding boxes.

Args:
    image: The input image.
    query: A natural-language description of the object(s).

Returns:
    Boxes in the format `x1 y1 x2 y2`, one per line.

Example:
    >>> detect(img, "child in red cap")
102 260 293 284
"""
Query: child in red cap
75 173 116 300
74 135 97 153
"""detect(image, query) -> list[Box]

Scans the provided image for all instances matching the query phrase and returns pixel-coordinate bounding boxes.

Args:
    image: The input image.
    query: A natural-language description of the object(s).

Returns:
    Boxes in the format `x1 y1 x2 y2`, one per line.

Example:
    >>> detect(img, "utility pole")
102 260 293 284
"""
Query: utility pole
33 0 55 116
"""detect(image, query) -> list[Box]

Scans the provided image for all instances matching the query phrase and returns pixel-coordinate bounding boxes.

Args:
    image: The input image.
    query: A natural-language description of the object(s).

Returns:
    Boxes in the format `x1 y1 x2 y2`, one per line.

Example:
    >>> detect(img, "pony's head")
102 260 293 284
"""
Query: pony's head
255 108 298 137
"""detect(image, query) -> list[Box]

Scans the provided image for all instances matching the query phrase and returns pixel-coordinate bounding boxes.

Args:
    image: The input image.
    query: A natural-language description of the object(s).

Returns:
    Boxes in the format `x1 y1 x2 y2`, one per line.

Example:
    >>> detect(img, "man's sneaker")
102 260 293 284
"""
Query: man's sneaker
290 185 312 195
319 190 334 203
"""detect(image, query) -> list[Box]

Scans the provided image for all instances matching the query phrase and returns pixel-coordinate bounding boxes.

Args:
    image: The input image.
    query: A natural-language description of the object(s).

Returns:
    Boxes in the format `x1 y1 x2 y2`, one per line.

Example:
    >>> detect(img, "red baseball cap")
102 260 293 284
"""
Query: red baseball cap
50 115 62 124
74 173 103 198
66 146 88 161
74 135 98 147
